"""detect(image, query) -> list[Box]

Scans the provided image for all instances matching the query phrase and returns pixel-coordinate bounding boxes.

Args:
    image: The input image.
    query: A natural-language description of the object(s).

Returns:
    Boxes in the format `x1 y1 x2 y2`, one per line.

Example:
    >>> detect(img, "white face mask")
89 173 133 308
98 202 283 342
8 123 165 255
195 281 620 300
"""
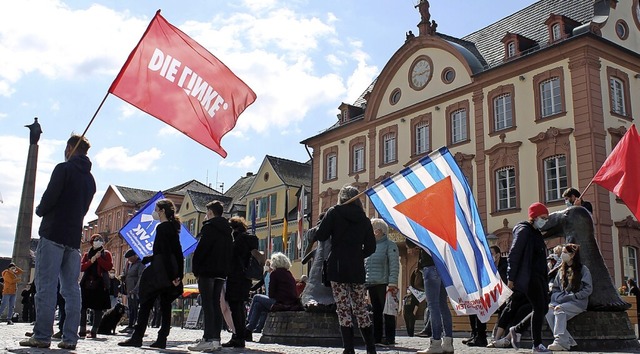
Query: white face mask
561 252 572 263
264 266 270 272
93 240 103 249
565 200 572 207
534 217 547 230
152 210 160 220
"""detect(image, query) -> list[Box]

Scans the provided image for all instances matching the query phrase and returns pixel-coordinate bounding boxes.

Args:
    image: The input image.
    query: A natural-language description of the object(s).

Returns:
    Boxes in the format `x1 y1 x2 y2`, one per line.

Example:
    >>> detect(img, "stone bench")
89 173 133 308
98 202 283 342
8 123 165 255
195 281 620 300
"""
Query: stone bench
260 311 362 347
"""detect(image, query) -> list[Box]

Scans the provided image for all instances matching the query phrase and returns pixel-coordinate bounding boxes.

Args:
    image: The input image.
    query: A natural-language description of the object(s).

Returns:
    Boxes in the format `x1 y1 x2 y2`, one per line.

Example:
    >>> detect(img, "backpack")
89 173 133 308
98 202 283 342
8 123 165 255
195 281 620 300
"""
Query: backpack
244 249 266 281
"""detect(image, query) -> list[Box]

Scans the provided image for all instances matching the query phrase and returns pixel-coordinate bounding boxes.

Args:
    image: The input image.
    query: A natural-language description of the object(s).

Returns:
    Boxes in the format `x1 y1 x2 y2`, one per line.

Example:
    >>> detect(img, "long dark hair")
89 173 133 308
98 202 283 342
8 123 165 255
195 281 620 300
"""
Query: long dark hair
560 243 583 291
156 198 181 233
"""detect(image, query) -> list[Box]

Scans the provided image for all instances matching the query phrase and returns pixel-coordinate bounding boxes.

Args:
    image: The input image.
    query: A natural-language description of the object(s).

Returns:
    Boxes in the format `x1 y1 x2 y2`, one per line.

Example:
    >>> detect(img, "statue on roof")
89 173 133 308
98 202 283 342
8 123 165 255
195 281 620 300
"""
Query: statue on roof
416 0 431 24
405 30 415 42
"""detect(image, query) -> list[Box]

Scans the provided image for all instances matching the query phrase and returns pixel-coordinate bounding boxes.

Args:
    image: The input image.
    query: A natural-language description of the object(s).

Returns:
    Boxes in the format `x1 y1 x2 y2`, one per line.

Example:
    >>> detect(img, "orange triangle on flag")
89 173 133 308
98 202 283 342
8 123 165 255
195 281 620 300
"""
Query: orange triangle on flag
394 176 458 250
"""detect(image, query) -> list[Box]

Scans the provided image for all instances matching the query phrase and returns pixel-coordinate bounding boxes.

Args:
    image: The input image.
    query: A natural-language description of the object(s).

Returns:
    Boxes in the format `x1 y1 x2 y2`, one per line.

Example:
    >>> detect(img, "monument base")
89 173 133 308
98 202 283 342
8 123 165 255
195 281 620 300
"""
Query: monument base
260 311 362 347
519 311 639 351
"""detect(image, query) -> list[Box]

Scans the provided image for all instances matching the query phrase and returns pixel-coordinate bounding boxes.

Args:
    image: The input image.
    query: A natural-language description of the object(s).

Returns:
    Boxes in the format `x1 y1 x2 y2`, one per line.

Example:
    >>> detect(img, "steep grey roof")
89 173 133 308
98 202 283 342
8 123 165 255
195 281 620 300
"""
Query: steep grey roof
186 190 232 213
114 186 157 205
165 180 221 196
462 0 595 68
266 156 312 189
224 173 256 206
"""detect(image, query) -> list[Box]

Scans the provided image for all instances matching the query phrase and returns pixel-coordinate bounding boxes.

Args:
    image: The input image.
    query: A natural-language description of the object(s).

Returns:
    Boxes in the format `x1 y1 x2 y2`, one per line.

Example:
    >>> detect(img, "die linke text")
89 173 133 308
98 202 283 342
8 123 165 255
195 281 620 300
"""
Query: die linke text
148 48 230 118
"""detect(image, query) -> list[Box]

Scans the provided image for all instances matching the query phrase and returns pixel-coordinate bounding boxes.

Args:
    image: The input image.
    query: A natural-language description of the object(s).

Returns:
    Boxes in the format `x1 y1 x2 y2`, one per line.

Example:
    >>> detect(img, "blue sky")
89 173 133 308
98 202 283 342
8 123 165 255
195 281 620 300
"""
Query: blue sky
0 0 537 257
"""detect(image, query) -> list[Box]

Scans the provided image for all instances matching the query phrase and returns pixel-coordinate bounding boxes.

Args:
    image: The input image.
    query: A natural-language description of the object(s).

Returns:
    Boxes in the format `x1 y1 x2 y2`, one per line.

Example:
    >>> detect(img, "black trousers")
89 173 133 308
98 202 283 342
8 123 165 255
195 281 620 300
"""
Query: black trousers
199 277 224 341
133 291 173 341
228 300 246 342
524 275 549 346
468 314 486 339
367 284 396 343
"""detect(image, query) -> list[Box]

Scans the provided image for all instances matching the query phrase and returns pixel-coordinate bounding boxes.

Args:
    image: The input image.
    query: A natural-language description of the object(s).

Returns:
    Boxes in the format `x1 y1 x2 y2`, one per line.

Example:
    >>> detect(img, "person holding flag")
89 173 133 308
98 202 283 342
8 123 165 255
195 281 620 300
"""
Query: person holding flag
119 199 184 349
507 202 551 353
315 185 377 354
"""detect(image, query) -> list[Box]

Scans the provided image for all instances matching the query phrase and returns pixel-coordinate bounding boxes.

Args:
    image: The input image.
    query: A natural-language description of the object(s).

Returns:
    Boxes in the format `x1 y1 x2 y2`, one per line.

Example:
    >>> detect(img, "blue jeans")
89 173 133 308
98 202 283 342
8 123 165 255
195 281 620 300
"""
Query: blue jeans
126 293 139 328
246 294 275 332
198 277 224 340
33 237 81 344
423 266 452 340
0 293 16 320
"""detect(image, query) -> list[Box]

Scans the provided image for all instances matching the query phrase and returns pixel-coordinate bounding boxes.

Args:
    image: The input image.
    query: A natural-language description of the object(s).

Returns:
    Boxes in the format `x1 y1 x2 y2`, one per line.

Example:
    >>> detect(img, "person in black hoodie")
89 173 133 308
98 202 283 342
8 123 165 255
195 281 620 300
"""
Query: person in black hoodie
315 184 377 354
222 216 259 349
507 202 551 353
119 198 184 349
187 200 233 352
20 134 96 351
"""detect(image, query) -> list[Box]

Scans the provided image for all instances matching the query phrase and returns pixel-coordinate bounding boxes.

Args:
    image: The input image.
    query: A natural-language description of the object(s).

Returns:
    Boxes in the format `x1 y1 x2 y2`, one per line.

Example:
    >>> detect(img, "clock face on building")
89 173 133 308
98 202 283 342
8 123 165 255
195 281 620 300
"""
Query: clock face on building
409 56 433 90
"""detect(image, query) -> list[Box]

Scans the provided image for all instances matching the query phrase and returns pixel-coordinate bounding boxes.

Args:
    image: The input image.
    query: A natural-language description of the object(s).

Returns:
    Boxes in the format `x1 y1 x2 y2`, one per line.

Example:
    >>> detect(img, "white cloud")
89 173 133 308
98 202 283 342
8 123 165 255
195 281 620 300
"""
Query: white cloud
219 155 256 169
94 146 163 172
158 126 181 137
345 43 378 103
118 104 138 120
0 135 65 257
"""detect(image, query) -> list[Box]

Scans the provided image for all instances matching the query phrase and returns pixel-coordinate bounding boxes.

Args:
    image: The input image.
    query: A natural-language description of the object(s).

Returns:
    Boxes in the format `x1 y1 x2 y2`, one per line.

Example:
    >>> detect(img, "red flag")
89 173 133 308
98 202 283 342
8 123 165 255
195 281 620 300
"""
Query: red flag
109 11 256 158
592 124 640 220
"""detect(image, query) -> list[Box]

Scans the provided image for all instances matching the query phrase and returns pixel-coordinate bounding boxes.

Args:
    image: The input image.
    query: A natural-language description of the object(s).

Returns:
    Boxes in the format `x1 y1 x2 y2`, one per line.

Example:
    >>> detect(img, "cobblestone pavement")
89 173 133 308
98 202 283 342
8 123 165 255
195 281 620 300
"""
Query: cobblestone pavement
1 322 639 354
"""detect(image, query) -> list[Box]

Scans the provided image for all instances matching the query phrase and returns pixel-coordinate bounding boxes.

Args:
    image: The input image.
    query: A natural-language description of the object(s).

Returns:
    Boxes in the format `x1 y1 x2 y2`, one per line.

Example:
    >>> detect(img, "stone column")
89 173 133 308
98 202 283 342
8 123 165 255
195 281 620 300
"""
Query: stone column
12 117 42 317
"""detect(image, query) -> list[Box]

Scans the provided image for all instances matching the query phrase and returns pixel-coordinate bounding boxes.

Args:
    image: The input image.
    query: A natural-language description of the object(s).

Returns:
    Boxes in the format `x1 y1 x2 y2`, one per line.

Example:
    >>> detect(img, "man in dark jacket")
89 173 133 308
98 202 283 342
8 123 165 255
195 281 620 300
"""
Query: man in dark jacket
21 134 96 350
188 201 233 352
507 202 550 352
315 185 377 354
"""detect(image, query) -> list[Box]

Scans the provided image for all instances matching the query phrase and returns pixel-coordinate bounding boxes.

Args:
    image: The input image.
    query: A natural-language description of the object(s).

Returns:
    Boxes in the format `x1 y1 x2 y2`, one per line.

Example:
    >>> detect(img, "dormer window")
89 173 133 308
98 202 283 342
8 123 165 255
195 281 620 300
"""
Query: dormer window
552 23 562 41
507 42 516 58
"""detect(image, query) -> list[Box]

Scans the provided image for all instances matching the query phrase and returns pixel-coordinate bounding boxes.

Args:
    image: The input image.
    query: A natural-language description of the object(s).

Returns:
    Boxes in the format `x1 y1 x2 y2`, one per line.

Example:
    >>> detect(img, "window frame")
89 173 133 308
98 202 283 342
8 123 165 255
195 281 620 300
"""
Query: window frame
487 84 516 135
606 67 632 120
533 67 566 121
378 125 399 167
348 136 367 176
322 145 338 182
410 113 432 159
445 100 470 147
552 23 562 41
495 167 517 211
543 155 568 203
486 141 522 216
623 246 638 284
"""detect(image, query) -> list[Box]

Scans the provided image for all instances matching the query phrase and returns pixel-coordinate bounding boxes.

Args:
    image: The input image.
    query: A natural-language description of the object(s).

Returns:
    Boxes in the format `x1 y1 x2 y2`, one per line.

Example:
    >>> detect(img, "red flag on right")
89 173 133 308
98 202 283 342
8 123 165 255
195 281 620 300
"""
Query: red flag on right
592 124 640 220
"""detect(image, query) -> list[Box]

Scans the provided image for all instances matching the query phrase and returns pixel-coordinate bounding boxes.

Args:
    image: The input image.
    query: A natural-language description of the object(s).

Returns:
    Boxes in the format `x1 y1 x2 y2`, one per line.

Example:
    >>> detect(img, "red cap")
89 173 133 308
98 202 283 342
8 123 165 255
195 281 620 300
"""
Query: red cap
528 202 549 219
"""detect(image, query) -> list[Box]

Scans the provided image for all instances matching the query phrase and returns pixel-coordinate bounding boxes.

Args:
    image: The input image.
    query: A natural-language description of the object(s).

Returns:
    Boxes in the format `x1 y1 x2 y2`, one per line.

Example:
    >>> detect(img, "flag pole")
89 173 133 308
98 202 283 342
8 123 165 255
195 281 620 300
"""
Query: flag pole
580 180 595 200
69 91 110 156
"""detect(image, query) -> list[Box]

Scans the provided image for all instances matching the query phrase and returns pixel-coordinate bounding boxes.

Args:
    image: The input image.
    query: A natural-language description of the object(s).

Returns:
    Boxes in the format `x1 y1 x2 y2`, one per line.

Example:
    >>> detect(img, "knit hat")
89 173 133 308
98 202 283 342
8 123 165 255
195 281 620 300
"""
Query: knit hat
528 202 549 219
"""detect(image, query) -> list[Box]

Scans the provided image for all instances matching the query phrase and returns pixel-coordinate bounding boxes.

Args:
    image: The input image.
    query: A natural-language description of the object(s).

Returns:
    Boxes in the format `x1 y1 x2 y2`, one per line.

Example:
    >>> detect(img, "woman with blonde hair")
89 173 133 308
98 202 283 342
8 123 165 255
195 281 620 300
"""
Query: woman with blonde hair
244 252 300 341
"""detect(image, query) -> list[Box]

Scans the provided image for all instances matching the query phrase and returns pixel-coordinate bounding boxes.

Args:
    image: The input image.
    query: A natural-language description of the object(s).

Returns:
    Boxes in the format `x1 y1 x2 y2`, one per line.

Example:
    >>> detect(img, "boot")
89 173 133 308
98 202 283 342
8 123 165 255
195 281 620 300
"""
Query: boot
339 326 355 354
150 337 166 349
442 337 454 354
417 338 443 354
359 326 377 354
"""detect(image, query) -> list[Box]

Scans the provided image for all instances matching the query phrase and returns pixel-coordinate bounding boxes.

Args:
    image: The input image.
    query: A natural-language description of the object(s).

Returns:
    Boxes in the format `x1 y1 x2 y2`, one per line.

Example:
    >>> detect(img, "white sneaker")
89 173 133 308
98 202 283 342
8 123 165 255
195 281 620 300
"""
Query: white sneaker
548 341 568 351
491 338 511 348
509 326 521 349
188 339 220 352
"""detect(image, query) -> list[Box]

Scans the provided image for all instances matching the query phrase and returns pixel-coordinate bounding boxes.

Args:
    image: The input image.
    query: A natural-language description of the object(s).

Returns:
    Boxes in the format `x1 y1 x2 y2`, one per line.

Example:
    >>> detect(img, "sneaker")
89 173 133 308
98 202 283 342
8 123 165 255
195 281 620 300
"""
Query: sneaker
491 338 511 348
19 336 51 348
52 331 63 339
188 339 221 352
461 336 474 344
58 341 77 350
416 330 432 338
548 341 568 351
532 343 552 352
7 320 14 325
509 326 521 349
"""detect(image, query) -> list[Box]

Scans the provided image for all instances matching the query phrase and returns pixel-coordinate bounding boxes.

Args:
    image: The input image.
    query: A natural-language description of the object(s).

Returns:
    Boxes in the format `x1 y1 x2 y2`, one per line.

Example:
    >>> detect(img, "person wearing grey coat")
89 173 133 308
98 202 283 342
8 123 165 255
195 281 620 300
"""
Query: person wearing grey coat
365 218 400 345
119 250 145 333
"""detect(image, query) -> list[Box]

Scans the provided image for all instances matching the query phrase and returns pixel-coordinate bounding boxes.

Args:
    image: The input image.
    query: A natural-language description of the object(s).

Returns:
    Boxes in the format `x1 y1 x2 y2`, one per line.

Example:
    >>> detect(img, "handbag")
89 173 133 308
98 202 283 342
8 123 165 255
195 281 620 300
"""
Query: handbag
244 248 266 281
321 259 331 287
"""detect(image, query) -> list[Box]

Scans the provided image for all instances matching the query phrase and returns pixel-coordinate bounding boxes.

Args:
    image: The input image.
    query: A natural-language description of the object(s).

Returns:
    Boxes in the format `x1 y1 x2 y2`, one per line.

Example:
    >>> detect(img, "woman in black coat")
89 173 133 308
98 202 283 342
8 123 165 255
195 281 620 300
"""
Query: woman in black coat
222 216 259 348
119 199 183 349
315 184 377 354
